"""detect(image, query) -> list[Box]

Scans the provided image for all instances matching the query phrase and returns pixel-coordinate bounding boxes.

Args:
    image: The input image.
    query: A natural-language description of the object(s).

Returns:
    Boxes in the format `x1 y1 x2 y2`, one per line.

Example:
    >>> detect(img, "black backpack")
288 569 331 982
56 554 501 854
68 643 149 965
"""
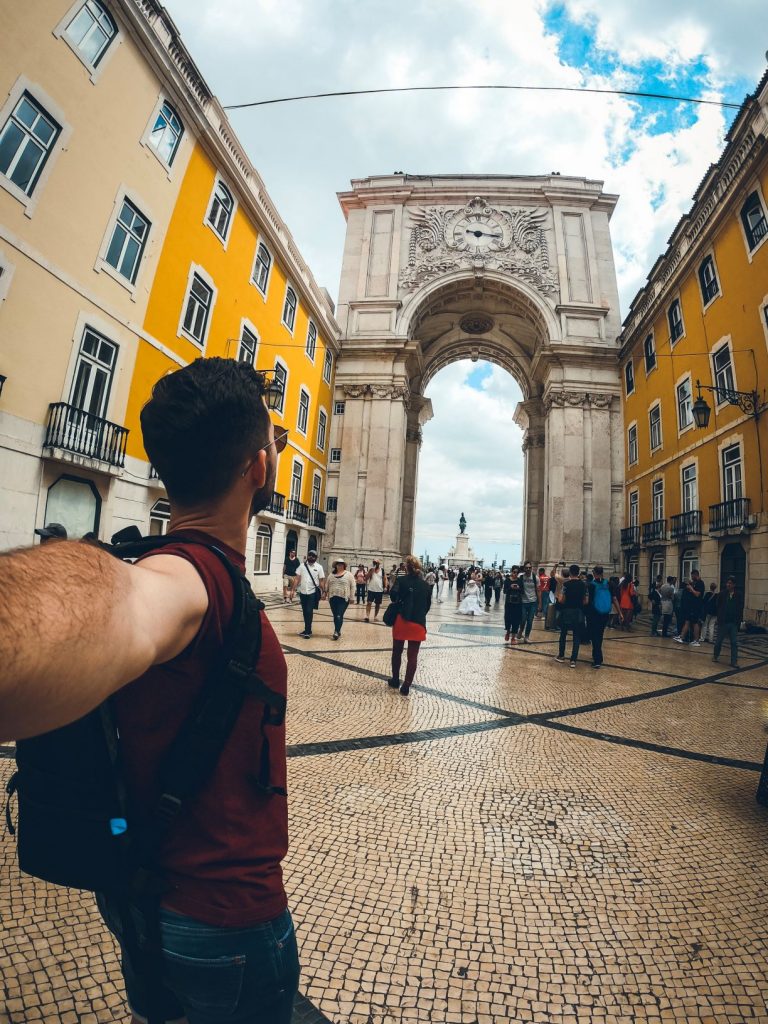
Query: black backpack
4 530 286 1023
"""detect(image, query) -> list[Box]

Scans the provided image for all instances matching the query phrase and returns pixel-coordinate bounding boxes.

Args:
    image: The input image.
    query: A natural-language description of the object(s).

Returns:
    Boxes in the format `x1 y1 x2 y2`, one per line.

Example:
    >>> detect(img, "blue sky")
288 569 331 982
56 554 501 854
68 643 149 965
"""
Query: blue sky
164 0 766 564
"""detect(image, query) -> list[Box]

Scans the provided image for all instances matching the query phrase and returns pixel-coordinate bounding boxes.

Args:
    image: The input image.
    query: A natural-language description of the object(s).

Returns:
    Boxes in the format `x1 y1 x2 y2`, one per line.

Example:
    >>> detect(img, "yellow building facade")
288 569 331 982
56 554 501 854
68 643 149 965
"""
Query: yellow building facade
0 0 340 592
618 71 768 622
126 140 340 584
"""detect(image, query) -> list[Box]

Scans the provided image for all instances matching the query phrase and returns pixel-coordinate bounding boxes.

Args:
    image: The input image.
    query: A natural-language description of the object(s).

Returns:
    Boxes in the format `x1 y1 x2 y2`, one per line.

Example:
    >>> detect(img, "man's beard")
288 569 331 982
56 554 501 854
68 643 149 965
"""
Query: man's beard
250 446 278 516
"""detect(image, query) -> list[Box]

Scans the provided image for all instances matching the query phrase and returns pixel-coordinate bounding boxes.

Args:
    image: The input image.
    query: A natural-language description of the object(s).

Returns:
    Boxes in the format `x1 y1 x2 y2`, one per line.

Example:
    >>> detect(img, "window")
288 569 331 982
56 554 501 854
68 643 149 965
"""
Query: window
334 400 345 415
69 327 117 423
629 490 639 527
65 0 116 66
272 361 287 414
681 549 699 580
252 242 271 295
651 553 665 582
148 100 183 165
643 334 656 374
297 388 309 434
0 93 60 197
253 524 272 574
317 408 327 451
290 460 303 503
149 498 170 536
330 448 341 463
282 286 297 332
652 479 664 521
323 350 333 384
238 326 258 366
627 424 638 466
207 179 234 241
105 199 149 284
311 474 321 510
722 444 743 502
682 464 697 512
44 475 100 539
740 191 767 251
305 321 317 361
326 496 338 512
676 377 692 430
698 255 720 305
649 404 662 451
627 558 639 582
668 299 684 344
712 343 734 403
182 272 213 345
624 360 635 396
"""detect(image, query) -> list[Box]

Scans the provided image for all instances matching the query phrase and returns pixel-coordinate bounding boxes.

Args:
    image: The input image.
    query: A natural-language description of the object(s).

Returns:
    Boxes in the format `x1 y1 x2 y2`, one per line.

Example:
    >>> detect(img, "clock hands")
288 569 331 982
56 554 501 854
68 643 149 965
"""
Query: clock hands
465 228 502 240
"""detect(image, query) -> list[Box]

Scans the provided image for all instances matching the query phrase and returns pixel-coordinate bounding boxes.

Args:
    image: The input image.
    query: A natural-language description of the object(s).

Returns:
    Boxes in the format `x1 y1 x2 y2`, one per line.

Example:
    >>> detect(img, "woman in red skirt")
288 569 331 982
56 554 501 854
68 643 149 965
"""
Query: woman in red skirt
388 554 432 695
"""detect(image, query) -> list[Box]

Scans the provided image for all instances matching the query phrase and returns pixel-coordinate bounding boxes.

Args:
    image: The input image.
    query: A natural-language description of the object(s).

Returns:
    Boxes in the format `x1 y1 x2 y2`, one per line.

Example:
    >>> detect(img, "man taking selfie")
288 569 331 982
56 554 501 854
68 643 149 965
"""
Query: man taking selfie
0 358 299 1024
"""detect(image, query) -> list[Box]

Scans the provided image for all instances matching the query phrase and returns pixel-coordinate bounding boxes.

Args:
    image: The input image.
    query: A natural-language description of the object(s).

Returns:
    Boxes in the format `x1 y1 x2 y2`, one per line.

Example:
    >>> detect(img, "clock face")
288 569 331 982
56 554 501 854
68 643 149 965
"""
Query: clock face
452 213 505 254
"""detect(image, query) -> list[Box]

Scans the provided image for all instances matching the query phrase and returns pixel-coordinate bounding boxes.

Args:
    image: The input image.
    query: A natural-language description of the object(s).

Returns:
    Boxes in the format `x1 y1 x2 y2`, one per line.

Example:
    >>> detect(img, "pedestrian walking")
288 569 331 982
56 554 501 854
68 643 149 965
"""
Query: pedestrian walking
545 566 559 630
327 559 355 640
448 568 455 593
586 565 616 669
503 567 523 644
649 576 663 635
674 569 705 647
701 582 719 643
354 564 367 604
617 576 636 629
493 571 503 605
294 550 326 638
484 570 494 608
365 559 387 623
282 547 300 604
388 555 432 696
555 563 588 667
659 576 675 637
456 568 466 602
517 561 539 642
536 567 548 617
713 576 743 667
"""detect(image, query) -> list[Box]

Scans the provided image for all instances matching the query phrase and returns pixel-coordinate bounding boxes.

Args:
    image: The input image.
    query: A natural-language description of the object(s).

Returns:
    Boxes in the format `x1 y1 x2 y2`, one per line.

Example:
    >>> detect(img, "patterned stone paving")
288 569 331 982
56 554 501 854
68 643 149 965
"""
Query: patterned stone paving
2 596 768 1023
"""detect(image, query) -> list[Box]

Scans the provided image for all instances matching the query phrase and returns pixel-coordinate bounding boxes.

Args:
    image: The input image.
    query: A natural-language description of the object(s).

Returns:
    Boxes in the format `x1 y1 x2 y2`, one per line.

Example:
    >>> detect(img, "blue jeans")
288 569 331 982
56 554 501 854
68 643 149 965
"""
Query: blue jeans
714 621 739 666
519 601 537 638
97 895 299 1024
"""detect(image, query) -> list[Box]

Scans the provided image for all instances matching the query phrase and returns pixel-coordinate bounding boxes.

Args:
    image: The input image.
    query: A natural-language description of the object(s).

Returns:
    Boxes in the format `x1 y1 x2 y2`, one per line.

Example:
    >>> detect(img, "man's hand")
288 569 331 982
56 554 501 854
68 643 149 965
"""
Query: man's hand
0 542 208 740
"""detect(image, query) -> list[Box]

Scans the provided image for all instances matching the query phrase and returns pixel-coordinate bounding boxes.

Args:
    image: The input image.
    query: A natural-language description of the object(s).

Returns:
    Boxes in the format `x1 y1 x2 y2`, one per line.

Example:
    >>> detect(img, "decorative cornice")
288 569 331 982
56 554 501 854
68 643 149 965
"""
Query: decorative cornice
543 390 617 411
341 383 411 402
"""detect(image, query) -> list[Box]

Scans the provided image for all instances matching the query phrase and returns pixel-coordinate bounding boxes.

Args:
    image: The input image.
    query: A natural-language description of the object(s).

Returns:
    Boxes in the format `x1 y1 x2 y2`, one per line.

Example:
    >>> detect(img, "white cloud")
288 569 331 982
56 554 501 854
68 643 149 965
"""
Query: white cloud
413 361 524 566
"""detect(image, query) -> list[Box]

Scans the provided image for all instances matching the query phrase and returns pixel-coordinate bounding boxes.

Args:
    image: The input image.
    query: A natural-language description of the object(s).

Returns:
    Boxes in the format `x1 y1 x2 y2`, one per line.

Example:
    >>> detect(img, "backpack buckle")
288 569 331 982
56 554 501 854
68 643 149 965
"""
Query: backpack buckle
156 793 182 827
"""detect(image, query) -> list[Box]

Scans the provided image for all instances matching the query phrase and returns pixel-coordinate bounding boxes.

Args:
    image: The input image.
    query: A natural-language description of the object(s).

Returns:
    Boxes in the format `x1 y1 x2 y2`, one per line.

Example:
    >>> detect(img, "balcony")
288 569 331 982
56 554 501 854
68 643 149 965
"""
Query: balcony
641 518 667 545
620 526 640 548
709 497 751 533
308 506 327 530
670 510 702 541
266 491 285 516
44 403 128 469
286 498 309 524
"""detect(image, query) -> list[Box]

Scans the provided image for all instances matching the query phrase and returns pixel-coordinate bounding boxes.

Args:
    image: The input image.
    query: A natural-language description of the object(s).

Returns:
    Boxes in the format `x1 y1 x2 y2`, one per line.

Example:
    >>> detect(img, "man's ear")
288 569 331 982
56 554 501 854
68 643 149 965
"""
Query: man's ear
248 449 267 488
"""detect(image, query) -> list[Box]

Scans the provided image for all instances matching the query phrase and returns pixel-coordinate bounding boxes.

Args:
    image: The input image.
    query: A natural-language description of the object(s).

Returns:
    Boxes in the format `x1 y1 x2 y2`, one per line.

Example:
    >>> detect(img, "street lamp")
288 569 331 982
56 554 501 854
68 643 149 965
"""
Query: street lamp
692 378 766 427
257 369 284 411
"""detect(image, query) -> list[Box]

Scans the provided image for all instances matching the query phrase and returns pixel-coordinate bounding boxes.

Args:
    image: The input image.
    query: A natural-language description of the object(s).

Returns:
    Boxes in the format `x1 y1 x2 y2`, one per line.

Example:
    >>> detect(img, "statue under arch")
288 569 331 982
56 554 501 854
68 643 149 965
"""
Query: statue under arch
325 174 625 570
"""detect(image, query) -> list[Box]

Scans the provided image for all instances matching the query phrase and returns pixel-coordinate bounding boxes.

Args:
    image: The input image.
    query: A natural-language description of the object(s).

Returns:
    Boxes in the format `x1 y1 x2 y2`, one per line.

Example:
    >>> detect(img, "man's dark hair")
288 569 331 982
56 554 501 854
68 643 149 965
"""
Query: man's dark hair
667 575 675 584
727 575 736 584
569 563 580 576
593 565 603 576
141 358 271 507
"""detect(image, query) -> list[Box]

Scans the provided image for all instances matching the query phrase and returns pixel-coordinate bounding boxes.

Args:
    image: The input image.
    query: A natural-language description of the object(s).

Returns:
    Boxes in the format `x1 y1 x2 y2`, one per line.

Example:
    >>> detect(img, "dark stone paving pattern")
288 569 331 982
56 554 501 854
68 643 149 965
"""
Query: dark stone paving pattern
2 600 768 1023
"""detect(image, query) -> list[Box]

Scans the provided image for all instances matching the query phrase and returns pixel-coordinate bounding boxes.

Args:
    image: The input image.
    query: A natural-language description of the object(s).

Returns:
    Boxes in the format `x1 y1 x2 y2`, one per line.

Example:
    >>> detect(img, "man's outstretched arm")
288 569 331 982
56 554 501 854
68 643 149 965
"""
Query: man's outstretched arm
0 542 208 740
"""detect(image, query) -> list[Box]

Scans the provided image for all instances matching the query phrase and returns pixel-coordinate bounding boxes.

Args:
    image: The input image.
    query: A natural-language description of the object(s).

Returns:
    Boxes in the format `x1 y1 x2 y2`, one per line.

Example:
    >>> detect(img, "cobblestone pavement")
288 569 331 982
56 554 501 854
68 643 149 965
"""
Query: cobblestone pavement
2 596 768 1023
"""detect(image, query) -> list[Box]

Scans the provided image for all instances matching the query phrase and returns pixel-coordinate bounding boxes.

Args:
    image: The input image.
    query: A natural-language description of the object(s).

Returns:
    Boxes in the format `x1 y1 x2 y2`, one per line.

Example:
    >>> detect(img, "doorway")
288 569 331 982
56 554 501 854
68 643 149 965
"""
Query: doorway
720 542 746 594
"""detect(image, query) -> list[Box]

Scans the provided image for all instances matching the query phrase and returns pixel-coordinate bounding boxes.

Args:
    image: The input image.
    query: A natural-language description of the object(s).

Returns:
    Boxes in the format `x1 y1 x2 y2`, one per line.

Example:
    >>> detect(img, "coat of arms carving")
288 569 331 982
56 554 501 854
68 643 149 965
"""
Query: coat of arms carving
399 196 558 295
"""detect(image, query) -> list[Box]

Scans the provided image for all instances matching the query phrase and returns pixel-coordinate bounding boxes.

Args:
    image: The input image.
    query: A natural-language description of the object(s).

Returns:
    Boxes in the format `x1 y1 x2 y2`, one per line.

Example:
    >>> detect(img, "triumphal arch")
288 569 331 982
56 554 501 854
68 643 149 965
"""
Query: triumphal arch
326 174 624 568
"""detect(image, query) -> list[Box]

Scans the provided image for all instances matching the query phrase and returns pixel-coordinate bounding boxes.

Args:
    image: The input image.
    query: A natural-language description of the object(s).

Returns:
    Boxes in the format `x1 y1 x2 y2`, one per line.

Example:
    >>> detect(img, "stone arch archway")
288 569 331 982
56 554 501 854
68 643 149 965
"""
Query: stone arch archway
328 174 624 569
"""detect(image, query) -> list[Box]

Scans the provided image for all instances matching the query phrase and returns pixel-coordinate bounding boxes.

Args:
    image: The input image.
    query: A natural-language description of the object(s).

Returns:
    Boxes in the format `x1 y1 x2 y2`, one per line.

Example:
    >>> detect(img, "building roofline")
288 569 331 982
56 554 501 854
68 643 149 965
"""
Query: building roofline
120 0 341 348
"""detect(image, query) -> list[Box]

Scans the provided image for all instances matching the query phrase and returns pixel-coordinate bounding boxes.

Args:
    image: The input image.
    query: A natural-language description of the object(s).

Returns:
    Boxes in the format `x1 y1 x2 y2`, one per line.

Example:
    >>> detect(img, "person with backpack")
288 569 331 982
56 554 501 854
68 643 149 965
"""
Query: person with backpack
386 555 432 695
587 565 615 668
555 563 588 667
0 358 299 1024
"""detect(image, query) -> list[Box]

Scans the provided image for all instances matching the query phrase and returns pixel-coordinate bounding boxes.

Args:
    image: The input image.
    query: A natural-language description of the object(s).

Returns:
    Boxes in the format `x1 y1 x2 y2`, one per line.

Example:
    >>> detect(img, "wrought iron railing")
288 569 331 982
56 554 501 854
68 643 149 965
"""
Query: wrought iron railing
309 507 327 530
670 510 702 540
709 498 751 533
620 526 640 548
286 499 309 523
641 518 667 544
266 491 285 516
44 403 128 468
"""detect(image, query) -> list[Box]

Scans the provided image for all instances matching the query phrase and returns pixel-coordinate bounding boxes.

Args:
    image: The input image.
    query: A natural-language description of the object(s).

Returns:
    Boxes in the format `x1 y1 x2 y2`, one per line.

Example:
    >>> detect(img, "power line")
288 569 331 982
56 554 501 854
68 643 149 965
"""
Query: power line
224 83 741 113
